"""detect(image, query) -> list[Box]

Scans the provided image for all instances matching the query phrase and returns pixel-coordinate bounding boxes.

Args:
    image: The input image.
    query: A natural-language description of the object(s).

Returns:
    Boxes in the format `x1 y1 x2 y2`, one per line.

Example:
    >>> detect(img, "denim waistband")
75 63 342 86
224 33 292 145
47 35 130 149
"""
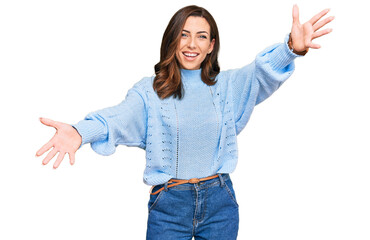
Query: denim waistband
152 173 230 192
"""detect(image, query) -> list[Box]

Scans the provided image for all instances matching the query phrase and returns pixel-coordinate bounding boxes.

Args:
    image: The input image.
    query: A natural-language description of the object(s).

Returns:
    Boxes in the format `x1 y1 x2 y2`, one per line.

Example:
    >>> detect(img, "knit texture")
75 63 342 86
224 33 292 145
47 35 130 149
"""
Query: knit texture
72 33 303 186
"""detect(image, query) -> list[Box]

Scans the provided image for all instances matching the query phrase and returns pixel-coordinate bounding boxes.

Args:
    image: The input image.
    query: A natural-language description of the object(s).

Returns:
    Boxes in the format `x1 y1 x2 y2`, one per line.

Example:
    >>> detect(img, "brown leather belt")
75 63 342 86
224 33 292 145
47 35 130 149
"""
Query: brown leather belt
149 174 219 195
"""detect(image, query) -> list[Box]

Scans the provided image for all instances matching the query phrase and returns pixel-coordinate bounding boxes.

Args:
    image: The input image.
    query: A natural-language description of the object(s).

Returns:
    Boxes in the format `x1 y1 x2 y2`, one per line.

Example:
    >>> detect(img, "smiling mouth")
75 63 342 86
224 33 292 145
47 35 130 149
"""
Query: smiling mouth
183 52 199 59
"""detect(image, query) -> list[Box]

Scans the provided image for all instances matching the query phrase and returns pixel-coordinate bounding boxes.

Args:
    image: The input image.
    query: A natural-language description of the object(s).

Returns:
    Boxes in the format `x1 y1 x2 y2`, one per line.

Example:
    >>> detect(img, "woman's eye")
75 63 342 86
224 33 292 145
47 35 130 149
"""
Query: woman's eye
182 33 188 37
199 35 207 39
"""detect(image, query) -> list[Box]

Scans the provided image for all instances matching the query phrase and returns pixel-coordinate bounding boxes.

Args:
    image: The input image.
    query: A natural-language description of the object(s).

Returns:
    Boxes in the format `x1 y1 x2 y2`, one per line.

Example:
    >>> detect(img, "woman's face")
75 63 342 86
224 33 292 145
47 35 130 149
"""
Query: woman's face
176 16 215 70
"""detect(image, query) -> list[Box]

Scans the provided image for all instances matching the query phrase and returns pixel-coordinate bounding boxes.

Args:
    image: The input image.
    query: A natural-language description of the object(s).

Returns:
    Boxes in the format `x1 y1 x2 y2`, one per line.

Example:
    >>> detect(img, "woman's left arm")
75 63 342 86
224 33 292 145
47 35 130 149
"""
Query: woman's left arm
231 5 334 135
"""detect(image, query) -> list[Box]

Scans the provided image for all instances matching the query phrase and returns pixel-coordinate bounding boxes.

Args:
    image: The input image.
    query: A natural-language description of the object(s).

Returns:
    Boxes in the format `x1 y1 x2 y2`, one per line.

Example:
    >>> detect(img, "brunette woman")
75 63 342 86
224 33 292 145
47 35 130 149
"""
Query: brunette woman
36 5 334 239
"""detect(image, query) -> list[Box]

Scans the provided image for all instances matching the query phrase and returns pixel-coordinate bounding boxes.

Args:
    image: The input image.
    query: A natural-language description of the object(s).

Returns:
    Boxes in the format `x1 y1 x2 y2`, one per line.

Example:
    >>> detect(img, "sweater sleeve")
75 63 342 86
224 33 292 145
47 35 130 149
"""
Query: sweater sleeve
230 33 304 135
71 81 147 155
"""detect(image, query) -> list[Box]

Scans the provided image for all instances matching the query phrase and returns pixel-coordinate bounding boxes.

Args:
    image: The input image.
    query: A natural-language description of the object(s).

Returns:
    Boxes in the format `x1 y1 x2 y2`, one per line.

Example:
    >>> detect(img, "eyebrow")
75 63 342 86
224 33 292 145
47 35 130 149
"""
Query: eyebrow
182 29 210 35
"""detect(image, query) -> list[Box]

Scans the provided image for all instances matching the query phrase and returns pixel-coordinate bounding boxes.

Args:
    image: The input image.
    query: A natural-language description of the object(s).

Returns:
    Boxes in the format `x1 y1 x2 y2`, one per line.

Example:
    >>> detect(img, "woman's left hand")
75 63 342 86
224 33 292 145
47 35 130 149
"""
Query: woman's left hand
290 4 335 52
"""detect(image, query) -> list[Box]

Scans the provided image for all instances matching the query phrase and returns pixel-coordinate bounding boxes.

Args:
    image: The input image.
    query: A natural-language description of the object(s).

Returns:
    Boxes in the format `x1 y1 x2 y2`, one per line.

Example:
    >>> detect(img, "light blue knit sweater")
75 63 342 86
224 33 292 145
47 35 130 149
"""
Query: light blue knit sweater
72 33 303 186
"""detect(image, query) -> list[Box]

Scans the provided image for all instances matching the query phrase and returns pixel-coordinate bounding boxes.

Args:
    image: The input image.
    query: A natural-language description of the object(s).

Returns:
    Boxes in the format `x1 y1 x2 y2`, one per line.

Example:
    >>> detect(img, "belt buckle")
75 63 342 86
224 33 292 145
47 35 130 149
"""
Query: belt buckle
188 178 200 184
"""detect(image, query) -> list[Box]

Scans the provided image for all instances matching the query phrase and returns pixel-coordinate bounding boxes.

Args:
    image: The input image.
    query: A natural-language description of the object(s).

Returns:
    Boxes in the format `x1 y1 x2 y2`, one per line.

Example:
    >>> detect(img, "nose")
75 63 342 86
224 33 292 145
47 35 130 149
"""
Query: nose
187 36 196 49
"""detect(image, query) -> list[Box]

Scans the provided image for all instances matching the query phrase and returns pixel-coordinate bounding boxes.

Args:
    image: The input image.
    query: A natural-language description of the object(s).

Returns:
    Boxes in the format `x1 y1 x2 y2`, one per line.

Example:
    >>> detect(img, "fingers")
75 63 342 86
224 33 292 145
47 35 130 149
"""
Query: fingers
309 8 330 26
42 148 58 165
39 117 61 130
313 16 335 32
312 28 333 40
306 42 321 49
36 140 54 157
40 148 72 168
292 4 300 25
69 152 75 166
53 152 66 169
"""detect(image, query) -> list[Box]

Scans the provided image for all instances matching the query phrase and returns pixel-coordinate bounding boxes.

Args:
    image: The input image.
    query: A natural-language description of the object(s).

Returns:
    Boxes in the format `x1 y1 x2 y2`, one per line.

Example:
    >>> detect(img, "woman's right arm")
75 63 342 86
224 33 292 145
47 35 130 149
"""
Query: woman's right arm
36 79 148 169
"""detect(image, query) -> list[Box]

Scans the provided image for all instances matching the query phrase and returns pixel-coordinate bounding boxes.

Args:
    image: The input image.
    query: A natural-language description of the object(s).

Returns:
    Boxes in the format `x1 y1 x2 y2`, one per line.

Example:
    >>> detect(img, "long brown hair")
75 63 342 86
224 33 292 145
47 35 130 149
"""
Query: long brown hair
153 5 220 100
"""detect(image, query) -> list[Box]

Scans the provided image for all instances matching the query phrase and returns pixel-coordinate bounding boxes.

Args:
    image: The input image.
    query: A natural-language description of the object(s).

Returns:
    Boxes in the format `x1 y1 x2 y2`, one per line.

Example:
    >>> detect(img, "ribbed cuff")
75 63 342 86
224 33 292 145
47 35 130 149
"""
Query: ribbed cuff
269 33 304 70
71 120 106 148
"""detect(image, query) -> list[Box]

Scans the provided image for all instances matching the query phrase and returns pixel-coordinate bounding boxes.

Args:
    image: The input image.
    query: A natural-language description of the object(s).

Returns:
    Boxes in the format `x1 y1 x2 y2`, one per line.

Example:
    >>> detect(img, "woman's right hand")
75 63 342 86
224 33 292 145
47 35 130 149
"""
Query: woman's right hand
36 117 82 169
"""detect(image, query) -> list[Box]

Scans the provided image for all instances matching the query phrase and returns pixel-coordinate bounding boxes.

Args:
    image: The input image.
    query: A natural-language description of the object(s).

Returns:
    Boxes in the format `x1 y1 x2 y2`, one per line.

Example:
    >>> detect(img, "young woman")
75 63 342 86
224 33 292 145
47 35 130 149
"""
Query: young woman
36 5 334 240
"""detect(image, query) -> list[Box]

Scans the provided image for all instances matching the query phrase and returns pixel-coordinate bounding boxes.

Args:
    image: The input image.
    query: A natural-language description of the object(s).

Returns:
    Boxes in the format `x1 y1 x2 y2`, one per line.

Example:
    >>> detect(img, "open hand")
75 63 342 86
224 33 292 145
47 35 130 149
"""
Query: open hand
36 118 82 169
291 4 335 52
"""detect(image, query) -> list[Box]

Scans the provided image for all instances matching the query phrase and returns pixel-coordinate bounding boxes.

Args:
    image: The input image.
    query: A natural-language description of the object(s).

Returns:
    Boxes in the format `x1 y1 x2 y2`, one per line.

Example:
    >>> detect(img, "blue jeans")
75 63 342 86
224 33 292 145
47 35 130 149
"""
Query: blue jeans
146 173 239 240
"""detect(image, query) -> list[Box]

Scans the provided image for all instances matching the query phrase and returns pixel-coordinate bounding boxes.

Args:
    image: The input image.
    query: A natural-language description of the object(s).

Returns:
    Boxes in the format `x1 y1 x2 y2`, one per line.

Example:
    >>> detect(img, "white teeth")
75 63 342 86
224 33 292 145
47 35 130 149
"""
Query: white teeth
184 53 198 57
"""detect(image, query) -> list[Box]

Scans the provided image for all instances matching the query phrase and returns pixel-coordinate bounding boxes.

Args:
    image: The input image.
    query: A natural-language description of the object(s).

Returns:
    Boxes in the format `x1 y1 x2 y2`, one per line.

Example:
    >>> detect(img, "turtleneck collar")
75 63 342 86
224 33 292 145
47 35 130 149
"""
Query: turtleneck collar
181 68 202 79
180 68 203 86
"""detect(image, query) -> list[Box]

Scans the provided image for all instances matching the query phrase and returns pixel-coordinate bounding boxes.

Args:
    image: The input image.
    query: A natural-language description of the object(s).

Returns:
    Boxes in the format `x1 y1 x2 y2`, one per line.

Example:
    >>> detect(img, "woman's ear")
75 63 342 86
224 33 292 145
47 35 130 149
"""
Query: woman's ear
208 39 215 54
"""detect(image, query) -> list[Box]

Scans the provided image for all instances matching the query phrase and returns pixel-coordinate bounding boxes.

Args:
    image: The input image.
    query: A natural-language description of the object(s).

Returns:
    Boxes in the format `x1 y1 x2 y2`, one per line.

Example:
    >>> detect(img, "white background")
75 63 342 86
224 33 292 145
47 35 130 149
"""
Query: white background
1 0 369 239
